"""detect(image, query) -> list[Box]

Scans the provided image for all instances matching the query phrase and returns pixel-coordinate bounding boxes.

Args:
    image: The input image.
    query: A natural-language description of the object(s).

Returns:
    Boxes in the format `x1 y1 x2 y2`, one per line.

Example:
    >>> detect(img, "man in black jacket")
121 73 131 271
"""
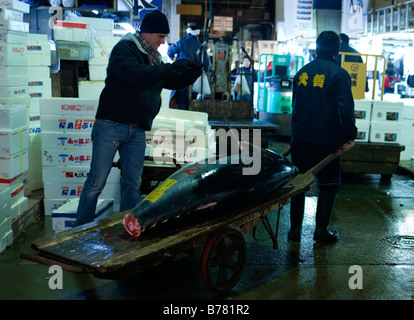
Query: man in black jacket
76 10 202 226
289 31 357 243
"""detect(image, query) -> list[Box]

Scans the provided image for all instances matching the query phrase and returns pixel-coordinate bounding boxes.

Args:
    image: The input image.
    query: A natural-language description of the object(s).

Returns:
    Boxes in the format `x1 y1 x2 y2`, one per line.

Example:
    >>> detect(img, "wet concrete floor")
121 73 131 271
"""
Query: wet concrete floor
1 169 413 302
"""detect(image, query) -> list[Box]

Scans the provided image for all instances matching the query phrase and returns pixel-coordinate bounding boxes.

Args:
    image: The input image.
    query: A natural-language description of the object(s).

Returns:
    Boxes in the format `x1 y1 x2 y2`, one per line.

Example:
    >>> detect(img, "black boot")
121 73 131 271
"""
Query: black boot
313 192 339 242
288 193 305 242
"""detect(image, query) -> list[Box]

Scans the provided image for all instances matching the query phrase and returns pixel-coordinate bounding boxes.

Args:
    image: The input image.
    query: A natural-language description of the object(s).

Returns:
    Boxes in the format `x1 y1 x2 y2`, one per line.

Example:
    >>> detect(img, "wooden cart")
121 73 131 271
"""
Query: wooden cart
21 151 338 294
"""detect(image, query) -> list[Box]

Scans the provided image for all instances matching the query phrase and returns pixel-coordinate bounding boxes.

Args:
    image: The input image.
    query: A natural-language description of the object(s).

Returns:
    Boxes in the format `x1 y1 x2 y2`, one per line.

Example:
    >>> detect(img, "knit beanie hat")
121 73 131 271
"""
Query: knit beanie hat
140 10 170 34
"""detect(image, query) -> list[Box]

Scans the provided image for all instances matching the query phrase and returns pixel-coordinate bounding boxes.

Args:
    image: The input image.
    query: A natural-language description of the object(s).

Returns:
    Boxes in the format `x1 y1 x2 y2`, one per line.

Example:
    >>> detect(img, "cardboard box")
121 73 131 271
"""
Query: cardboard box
42 166 120 184
41 148 93 167
40 115 95 133
0 105 27 130
0 0 30 13
52 198 113 231
0 30 27 44
372 100 404 122
41 132 92 150
0 125 28 154
39 98 98 116
370 121 401 143
0 149 28 179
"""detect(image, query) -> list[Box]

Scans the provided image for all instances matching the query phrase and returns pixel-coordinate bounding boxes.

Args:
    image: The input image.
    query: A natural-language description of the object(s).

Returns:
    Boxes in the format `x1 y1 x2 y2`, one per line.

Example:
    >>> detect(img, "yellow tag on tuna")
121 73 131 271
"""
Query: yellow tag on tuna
143 179 177 203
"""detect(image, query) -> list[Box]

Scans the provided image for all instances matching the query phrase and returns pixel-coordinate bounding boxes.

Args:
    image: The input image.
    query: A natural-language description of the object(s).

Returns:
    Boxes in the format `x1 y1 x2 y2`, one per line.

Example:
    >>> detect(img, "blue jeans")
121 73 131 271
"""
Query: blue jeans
76 119 146 226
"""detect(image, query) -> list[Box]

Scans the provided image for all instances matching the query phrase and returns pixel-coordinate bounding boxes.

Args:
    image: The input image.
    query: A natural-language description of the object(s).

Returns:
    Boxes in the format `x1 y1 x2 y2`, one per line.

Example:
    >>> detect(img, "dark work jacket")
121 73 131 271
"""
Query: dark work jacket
96 33 198 131
291 57 357 147
335 43 363 64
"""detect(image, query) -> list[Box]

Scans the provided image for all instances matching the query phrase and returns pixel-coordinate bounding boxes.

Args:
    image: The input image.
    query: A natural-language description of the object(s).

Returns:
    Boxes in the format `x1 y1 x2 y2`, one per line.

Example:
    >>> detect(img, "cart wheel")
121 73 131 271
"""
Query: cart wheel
201 228 247 293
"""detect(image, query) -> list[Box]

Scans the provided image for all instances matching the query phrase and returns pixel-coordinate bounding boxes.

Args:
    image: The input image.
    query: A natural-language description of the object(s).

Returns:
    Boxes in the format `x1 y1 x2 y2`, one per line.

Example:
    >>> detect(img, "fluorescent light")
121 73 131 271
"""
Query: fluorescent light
92 10 99 14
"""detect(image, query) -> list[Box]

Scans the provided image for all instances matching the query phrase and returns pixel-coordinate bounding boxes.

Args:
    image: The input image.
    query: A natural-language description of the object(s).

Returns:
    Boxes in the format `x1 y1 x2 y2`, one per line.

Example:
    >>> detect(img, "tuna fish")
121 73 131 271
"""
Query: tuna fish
123 142 298 238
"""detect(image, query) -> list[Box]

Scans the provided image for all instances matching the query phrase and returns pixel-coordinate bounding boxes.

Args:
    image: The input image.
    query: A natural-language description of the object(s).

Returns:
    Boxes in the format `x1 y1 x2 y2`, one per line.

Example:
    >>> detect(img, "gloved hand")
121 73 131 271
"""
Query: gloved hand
171 59 191 72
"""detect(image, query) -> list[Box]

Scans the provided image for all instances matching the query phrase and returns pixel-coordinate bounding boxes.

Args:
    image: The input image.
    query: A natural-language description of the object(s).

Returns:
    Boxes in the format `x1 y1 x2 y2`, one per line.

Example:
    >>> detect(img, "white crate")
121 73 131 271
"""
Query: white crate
0 65 26 77
88 64 107 81
0 8 24 21
369 121 401 143
372 100 404 122
0 125 28 154
0 19 29 32
40 115 95 133
0 30 27 44
0 0 30 13
78 80 105 99
27 66 49 78
39 98 98 116
354 100 372 121
0 105 27 130
0 75 27 86
41 131 92 150
0 148 28 179
52 198 113 231
41 148 93 167
0 85 28 98
0 43 26 66
42 166 120 184
355 120 370 142
44 181 121 202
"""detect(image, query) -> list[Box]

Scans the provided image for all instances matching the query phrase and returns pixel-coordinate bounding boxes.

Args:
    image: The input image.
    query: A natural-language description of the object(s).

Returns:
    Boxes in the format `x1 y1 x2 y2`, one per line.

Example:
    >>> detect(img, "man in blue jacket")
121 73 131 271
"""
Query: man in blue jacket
289 31 357 243
76 10 202 226
167 25 211 109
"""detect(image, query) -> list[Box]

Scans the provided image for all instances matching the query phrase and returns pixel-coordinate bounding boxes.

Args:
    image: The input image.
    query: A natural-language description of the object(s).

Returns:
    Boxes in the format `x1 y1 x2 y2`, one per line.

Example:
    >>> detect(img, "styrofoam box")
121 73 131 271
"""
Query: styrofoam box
44 181 120 201
0 0 30 13
0 8 24 22
52 198 113 231
0 216 12 240
27 54 51 67
0 85 28 98
78 80 105 99
41 148 93 167
42 166 120 184
369 121 401 143
53 20 90 42
0 43 26 66
26 42 50 55
27 66 50 78
44 198 71 216
40 115 95 133
28 77 51 93
0 230 13 253
0 148 28 179
41 132 92 150
92 36 119 58
354 99 372 121
0 19 29 32
372 100 404 122
67 16 114 31
0 66 27 77
88 64 107 81
148 146 217 164
0 96 30 106
355 120 370 142
0 125 28 154
0 203 10 221
152 108 209 133
26 33 48 43
10 195 27 219
0 75 28 86
146 128 216 150
0 30 27 44
0 186 10 207
0 105 27 130
40 98 98 116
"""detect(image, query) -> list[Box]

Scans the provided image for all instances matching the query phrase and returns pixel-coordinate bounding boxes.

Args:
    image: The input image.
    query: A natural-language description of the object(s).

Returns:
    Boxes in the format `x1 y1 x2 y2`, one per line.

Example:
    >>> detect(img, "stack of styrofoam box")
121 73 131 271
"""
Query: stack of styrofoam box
25 33 52 193
78 36 120 96
66 16 114 38
400 101 414 161
0 105 29 253
52 198 113 232
53 20 90 43
370 100 404 144
354 100 372 143
40 98 121 218
147 108 216 164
